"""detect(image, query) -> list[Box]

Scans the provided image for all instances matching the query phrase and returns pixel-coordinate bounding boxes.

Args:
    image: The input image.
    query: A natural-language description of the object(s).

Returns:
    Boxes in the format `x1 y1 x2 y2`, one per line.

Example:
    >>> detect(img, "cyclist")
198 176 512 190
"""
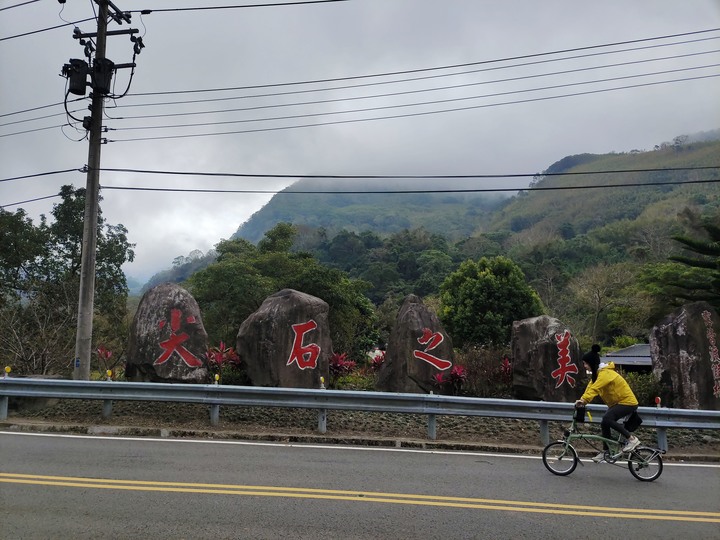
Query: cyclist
574 344 641 462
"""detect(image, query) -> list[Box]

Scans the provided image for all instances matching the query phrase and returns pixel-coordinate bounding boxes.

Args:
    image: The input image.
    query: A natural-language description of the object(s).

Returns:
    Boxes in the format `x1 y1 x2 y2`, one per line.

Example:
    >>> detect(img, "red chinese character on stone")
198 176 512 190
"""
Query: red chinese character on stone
287 319 321 370
155 308 203 367
712 362 720 380
413 327 452 370
551 330 578 388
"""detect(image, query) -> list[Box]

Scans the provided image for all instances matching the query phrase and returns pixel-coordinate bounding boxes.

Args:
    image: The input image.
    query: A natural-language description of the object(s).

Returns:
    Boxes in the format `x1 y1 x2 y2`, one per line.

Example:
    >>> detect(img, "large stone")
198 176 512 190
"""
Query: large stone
237 289 331 388
511 315 584 401
650 302 720 410
126 283 210 383
376 295 454 394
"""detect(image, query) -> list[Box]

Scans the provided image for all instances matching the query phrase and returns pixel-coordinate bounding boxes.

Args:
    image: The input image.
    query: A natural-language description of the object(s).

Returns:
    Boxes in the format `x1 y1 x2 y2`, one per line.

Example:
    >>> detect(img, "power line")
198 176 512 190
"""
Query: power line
0 109 66 128
98 50 720 122
1 193 62 208
108 73 720 143
124 28 720 96
0 168 81 183
114 37 720 110
92 165 720 180
5 178 718 209
5 173 718 209
3 164 717 186
0 1 346 42
6 42 718 129
4 71 717 141
3 32 718 120
0 0 41 12
97 177 720 194
107 62 720 131
2 165 717 185
0 17 96 42
0 97 85 119
0 124 70 138
132 0 349 13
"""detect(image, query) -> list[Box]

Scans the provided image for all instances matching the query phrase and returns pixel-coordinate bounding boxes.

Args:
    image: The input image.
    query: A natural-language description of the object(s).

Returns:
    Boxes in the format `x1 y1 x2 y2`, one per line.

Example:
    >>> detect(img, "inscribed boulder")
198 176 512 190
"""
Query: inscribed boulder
237 289 331 388
650 302 720 410
511 315 583 401
376 295 454 394
126 283 210 383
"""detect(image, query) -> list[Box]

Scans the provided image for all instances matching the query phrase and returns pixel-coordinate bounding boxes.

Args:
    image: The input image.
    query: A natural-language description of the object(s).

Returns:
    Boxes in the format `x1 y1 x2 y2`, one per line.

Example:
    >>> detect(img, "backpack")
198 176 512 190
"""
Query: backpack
624 411 643 432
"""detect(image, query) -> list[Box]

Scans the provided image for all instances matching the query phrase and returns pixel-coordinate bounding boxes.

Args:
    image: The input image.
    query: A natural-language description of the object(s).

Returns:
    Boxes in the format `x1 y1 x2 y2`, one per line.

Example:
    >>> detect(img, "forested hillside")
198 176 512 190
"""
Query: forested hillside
233 178 511 243
142 135 720 348
485 140 719 237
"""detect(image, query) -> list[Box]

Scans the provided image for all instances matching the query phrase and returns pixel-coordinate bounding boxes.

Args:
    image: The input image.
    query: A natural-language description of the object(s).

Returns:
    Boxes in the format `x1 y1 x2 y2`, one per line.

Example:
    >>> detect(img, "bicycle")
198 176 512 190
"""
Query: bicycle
542 407 665 481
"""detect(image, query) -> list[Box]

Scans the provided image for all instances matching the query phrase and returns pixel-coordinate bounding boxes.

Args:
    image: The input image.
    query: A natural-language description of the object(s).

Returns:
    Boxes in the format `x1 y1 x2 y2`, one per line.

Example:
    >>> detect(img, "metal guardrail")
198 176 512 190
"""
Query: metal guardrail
1 377 719 450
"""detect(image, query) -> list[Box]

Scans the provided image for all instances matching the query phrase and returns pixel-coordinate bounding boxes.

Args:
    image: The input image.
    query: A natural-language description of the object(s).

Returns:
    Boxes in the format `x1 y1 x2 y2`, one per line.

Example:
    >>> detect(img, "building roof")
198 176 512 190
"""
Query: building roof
602 344 652 366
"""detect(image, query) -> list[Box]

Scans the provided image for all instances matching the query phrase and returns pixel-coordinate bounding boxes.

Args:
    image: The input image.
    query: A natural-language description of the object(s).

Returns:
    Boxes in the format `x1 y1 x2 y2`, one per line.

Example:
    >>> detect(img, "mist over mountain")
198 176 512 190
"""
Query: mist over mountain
138 131 720 294
232 177 514 244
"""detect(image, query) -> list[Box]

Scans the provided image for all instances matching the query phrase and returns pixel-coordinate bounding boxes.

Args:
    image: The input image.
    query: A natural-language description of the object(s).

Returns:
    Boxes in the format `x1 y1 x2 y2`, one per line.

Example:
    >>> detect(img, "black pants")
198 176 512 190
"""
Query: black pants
601 404 637 450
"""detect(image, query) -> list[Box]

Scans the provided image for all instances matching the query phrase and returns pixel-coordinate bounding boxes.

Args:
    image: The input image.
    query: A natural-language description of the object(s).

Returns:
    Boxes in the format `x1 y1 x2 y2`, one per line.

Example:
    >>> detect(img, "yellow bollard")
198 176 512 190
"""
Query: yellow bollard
3 366 10 379
106 370 112 381
214 373 220 385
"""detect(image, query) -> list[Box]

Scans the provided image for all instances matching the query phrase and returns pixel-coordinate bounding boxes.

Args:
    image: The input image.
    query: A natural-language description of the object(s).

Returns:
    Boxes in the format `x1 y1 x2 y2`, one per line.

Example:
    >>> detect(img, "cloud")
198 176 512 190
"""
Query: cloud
1 0 719 281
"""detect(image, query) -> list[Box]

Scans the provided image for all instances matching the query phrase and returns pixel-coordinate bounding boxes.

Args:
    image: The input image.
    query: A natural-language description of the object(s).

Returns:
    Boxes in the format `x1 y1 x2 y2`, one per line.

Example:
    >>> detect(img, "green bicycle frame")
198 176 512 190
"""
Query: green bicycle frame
543 411 665 481
560 415 629 462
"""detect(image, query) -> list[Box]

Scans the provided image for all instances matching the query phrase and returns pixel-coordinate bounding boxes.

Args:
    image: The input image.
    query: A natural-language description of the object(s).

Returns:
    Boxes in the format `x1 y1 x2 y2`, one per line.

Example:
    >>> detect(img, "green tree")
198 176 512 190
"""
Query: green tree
439 256 544 347
326 229 369 270
0 186 135 375
566 263 637 342
0 208 47 297
258 222 295 253
187 224 379 362
667 210 720 311
415 250 454 297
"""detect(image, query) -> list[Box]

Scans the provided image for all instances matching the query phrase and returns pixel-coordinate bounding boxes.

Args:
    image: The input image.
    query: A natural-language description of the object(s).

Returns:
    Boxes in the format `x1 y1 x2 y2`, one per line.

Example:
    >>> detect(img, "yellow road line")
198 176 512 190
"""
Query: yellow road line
1 473 718 523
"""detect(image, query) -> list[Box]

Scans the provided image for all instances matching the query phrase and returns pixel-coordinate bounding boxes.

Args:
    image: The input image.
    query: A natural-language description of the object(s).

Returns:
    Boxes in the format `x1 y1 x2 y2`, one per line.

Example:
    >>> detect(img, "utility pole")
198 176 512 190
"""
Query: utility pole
61 0 143 380
73 0 109 381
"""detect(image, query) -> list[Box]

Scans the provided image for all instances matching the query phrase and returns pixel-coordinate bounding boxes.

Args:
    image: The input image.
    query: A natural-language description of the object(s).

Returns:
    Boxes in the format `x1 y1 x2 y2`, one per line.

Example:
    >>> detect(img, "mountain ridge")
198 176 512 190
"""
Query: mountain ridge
139 131 720 293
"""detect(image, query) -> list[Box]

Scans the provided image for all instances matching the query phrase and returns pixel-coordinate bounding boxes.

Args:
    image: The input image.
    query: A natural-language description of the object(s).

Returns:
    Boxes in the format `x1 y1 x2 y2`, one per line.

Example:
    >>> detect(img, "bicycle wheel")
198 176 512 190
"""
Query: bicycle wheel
542 441 578 476
627 447 663 481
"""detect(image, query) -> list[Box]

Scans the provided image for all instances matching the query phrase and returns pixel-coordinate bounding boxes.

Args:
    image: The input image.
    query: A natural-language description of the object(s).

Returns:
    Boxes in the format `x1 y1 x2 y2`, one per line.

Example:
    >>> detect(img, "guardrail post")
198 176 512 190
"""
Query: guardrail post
317 376 327 433
427 414 437 440
318 409 327 433
426 392 438 440
0 396 8 421
102 399 113 419
209 404 220 426
539 420 550 445
656 427 668 452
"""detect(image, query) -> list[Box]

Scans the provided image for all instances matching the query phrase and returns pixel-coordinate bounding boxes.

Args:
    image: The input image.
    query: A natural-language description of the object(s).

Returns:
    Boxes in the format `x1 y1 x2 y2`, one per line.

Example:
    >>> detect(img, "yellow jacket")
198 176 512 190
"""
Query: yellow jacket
580 362 638 407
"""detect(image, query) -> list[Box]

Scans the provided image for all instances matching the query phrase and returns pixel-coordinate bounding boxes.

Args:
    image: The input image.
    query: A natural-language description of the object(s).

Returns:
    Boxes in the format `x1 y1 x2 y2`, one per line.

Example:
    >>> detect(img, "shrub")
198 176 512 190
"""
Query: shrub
328 352 359 388
206 342 243 383
454 347 513 398
329 352 357 377
613 335 640 349
94 345 122 377
219 363 250 386
622 370 662 406
370 351 385 372
432 365 468 395
334 371 376 391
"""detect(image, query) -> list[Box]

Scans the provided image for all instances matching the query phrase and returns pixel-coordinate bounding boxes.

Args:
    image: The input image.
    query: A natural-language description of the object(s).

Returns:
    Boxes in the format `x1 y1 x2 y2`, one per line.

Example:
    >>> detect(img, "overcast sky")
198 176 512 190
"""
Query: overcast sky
1 0 719 281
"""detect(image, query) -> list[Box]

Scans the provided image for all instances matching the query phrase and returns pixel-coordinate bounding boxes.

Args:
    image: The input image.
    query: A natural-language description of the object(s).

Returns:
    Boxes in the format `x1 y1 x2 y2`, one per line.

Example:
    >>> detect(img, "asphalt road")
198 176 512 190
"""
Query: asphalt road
1 431 718 539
